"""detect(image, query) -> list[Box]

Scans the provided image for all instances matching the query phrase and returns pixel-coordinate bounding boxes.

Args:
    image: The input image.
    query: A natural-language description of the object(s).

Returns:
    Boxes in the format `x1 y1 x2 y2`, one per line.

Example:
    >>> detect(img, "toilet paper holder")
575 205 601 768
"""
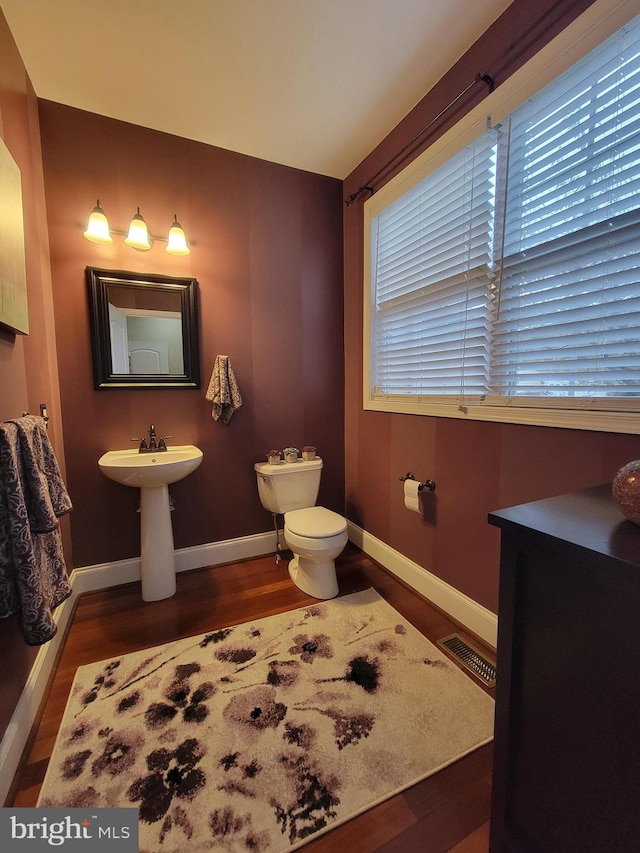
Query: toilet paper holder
399 473 436 492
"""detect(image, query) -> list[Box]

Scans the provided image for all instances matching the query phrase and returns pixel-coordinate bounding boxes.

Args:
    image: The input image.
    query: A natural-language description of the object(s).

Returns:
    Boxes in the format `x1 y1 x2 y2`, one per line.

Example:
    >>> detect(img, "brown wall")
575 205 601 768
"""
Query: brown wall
0 12 68 738
343 0 640 614
38 102 345 569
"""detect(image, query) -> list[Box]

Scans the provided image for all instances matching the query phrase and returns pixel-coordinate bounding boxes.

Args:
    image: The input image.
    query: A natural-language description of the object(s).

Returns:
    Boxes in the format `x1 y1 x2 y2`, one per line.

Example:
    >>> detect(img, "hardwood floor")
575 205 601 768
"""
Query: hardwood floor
8 545 494 852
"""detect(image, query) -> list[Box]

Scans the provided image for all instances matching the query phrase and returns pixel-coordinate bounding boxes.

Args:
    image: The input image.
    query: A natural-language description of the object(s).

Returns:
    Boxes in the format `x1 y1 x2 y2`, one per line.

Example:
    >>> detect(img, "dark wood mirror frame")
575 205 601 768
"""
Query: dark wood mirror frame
87 267 201 389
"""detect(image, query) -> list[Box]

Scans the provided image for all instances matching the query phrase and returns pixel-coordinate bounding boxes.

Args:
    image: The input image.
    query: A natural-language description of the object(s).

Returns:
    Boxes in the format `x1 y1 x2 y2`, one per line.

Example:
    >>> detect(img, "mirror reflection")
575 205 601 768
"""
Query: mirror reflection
87 268 200 389
107 286 184 375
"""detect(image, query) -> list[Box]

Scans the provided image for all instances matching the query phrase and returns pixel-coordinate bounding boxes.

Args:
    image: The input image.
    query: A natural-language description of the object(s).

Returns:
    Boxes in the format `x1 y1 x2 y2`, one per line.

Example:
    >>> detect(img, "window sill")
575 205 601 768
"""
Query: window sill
364 396 640 434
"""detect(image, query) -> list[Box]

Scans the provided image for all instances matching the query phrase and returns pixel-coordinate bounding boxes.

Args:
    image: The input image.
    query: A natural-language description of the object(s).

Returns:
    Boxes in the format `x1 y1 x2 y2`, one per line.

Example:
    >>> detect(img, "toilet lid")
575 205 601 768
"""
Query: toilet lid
285 506 347 538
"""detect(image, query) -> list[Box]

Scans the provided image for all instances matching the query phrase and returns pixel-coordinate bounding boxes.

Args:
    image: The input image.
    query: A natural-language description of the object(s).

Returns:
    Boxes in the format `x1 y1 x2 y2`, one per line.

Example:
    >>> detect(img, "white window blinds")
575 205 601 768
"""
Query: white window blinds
494 16 640 399
368 12 640 417
372 130 499 397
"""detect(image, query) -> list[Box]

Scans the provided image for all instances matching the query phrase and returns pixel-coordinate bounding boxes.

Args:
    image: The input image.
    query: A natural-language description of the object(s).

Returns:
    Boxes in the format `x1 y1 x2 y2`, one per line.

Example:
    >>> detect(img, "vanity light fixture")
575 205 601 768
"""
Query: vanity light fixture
124 207 152 251
83 200 113 244
166 216 190 256
83 200 191 255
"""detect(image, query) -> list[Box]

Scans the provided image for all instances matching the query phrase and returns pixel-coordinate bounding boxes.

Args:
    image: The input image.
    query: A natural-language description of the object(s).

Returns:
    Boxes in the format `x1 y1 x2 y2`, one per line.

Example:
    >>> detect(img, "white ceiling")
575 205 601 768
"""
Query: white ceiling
0 0 512 179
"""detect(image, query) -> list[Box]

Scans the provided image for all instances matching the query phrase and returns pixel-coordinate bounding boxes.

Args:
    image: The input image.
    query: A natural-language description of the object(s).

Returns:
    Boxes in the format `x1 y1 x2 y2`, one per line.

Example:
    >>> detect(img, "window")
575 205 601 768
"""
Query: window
365 4 640 433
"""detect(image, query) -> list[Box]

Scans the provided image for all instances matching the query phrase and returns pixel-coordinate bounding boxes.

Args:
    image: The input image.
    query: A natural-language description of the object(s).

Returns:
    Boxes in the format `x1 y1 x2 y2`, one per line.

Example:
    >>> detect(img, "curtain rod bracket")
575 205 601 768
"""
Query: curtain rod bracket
345 186 374 206
476 72 495 92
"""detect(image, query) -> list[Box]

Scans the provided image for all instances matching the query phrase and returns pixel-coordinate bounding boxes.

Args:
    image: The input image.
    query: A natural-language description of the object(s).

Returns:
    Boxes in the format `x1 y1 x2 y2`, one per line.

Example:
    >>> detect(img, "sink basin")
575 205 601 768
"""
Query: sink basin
97 444 203 602
98 445 203 488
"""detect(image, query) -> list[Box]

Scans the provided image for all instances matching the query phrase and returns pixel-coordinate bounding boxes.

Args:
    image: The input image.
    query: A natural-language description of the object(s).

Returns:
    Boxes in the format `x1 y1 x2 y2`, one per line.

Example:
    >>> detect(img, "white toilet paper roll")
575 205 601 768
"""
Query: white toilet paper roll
404 479 421 513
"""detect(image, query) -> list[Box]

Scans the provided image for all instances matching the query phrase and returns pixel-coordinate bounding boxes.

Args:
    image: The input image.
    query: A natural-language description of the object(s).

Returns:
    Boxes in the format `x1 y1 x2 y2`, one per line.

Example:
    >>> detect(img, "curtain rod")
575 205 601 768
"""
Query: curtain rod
344 72 494 206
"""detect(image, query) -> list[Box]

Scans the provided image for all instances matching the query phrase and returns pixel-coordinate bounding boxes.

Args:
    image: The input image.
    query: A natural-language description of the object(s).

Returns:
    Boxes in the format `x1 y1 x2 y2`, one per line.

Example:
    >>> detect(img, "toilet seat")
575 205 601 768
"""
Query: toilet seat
285 506 346 538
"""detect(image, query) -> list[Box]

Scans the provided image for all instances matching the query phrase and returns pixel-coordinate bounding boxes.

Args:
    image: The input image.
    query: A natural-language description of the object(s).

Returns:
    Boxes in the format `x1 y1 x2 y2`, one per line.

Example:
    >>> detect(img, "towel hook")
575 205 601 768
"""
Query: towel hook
399 472 436 492
22 403 49 429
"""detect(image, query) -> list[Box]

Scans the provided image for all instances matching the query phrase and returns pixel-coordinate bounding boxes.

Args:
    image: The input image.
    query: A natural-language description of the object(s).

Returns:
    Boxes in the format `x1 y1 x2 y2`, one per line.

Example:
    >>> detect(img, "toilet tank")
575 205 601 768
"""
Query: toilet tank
254 457 322 513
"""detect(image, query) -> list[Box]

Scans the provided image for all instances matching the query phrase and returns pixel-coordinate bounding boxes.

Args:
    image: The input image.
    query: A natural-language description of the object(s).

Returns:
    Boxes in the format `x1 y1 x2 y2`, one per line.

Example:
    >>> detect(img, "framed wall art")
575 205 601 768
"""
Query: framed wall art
0 137 29 335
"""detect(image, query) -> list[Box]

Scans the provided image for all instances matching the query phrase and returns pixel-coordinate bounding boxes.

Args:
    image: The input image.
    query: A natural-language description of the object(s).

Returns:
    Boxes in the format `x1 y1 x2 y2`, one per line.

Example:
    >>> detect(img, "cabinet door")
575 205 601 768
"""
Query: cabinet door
490 530 640 852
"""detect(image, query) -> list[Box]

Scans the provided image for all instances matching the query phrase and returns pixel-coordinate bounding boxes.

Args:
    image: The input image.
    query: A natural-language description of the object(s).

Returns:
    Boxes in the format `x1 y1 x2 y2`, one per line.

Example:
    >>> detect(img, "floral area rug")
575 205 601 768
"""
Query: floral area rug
38 588 495 852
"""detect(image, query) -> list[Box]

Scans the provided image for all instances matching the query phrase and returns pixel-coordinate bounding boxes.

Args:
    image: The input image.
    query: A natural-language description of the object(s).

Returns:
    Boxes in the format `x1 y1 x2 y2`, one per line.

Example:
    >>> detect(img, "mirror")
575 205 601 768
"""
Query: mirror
87 267 200 389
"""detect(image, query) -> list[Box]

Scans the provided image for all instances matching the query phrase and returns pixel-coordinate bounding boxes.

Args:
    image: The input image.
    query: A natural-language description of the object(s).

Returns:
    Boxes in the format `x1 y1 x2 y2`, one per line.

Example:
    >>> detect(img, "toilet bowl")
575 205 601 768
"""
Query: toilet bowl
254 457 348 599
284 506 348 599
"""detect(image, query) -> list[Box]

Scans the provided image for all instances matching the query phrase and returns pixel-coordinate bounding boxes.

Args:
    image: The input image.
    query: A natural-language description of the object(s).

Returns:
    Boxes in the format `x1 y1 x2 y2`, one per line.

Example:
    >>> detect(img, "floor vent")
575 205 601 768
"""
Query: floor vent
437 634 496 687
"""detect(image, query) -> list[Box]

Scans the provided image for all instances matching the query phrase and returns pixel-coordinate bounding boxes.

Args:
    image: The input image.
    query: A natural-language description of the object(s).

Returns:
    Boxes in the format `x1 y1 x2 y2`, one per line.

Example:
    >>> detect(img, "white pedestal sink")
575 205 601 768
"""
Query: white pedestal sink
98 445 203 601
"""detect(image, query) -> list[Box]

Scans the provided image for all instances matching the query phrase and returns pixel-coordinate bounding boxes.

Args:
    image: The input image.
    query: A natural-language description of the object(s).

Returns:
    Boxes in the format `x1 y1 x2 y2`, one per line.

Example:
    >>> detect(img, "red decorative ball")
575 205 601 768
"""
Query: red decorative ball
612 460 640 525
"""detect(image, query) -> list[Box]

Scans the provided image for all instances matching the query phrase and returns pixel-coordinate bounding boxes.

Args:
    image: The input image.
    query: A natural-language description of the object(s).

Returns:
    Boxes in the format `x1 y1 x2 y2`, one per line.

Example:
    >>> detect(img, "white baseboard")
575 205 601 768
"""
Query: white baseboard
0 589 76 806
1 524 496 805
71 531 277 594
347 521 497 648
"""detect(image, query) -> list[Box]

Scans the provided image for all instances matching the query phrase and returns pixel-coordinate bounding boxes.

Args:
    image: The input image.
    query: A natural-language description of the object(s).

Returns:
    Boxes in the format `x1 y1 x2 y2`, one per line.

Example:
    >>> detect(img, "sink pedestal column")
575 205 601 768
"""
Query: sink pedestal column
140 484 176 601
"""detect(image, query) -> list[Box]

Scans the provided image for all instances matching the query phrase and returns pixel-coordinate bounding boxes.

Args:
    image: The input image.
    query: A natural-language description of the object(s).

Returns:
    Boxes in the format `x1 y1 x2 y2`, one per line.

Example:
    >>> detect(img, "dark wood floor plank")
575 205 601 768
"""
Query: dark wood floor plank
449 822 491 853
401 745 493 820
377 777 493 853
8 545 494 852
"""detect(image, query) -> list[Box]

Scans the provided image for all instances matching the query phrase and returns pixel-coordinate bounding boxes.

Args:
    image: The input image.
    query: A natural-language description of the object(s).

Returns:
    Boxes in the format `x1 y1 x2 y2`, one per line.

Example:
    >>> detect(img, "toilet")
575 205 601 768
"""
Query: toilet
254 456 347 599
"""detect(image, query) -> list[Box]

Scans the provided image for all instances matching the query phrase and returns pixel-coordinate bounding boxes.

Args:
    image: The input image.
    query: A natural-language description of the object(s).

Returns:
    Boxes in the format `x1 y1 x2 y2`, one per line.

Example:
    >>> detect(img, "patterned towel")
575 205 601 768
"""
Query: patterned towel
205 355 243 424
0 416 72 645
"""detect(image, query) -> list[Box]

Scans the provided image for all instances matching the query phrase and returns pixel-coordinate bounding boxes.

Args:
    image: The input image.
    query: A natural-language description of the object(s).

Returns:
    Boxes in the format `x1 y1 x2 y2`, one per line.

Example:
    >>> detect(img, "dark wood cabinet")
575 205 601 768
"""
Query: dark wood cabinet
488 484 640 853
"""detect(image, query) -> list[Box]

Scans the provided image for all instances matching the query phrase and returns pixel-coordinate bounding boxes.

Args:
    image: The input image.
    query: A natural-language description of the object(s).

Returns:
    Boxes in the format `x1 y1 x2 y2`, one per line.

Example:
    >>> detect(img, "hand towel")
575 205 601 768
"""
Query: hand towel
0 416 72 645
205 355 243 424
11 414 73 532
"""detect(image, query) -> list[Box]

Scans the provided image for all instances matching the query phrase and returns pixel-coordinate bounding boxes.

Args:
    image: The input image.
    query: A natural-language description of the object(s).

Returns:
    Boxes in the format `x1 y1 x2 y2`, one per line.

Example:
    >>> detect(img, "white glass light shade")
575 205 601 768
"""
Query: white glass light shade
84 201 113 244
166 216 190 255
124 208 152 251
